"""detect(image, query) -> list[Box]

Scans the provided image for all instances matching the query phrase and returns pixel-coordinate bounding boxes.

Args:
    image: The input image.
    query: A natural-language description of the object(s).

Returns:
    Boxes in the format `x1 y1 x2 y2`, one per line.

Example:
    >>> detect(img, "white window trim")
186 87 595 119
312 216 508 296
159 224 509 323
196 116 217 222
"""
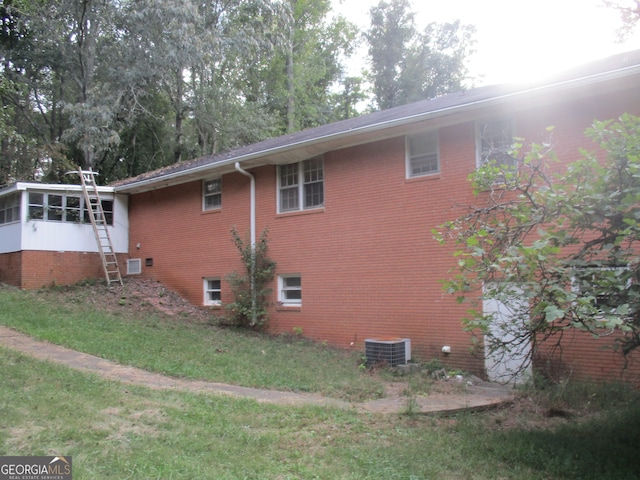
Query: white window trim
203 277 222 306
203 178 222 211
278 274 302 306
277 158 324 214
475 117 515 168
406 131 440 178
127 258 142 275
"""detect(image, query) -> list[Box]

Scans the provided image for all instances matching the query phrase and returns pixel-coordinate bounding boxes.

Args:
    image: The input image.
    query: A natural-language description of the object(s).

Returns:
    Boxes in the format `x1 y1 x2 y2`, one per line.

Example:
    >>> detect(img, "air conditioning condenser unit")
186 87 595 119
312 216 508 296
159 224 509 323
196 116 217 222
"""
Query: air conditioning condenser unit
365 338 411 367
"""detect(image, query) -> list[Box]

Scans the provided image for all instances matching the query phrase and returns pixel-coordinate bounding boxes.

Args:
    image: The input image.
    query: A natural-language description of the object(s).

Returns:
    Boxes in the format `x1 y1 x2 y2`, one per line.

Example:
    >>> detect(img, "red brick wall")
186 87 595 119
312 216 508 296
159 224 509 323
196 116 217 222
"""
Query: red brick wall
0 251 22 287
536 330 640 385
0 250 123 289
127 88 640 380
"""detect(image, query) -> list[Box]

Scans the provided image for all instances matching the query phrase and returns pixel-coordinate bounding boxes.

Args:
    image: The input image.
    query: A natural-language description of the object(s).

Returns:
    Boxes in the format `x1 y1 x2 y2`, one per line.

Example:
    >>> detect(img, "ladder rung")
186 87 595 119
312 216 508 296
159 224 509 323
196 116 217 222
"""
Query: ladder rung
80 167 122 286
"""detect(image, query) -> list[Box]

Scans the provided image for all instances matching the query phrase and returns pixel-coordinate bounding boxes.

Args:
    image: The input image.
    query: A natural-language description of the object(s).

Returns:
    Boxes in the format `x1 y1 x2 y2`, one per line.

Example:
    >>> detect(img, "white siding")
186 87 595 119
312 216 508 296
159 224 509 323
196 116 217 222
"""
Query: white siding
0 186 129 254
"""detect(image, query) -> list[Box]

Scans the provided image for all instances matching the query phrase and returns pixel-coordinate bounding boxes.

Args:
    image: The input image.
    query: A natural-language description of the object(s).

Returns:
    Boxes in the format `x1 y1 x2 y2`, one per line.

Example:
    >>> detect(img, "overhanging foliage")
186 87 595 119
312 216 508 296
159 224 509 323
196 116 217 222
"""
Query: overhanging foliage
435 114 640 377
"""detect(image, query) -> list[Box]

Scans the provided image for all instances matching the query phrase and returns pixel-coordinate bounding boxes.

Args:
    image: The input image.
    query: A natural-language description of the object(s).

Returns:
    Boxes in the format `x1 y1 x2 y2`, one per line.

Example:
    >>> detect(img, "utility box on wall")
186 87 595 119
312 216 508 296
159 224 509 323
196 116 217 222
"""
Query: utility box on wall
365 338 411 367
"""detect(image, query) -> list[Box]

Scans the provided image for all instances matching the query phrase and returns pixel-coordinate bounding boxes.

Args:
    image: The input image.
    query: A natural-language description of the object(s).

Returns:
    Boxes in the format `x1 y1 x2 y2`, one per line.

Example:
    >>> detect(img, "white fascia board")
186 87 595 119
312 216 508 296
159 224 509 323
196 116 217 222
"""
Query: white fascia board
5 182 115 195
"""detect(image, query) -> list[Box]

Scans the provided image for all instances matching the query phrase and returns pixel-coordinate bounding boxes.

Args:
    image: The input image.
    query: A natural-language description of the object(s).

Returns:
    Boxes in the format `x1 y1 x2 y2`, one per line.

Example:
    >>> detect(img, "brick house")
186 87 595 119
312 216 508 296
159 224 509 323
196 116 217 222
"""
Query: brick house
2 50 640 382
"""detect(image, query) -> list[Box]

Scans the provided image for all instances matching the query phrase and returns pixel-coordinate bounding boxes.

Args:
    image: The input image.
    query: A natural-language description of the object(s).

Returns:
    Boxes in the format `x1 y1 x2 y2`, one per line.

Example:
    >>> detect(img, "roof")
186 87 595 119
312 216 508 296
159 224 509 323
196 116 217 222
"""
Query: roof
106 49 640 193
0 182 115 198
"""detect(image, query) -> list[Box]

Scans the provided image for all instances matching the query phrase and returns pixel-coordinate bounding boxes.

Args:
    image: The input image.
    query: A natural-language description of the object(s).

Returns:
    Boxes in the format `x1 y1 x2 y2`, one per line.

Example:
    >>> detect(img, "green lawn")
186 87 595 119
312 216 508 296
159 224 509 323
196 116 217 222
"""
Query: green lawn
2 283 640 479
0 283 385 401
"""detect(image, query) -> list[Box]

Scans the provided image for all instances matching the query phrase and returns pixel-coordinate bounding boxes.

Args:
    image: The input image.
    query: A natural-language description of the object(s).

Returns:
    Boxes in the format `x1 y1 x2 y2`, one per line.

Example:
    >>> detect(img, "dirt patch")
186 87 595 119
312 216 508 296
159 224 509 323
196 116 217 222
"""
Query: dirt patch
44 278 216 324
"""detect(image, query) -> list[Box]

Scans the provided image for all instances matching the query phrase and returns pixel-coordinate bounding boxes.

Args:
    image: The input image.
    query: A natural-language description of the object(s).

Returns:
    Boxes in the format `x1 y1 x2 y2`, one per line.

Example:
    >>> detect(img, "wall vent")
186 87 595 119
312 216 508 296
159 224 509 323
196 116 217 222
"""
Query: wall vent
127 258 142 275
365 338 411 367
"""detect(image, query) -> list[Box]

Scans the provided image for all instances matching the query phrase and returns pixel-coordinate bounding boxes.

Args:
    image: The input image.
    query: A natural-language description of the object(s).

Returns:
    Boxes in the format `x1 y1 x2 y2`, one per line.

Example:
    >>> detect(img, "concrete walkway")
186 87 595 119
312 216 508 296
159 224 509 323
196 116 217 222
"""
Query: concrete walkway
0 326 514 414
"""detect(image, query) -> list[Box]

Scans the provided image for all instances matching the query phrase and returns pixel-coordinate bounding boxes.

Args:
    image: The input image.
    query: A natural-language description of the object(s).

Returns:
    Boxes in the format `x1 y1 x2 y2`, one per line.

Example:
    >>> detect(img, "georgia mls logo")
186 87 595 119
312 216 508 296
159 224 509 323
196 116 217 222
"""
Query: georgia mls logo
0 456 72 480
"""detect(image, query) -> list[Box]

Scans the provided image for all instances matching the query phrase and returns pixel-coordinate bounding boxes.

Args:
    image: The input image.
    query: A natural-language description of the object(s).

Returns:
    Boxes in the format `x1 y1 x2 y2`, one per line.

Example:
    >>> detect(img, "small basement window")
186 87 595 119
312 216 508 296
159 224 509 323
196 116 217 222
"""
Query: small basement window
204 278 222 306
279 274 302 306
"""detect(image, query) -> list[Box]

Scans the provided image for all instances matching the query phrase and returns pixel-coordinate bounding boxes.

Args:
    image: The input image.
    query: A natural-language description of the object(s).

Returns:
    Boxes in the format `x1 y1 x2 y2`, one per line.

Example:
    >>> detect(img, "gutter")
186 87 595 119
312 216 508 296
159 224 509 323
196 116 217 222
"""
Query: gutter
114 63 640 194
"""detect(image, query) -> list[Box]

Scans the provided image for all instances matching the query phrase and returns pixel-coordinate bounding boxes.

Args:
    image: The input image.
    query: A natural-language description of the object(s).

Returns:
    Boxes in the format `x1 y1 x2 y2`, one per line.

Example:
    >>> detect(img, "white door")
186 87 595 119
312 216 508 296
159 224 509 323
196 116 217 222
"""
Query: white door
483 283 532 384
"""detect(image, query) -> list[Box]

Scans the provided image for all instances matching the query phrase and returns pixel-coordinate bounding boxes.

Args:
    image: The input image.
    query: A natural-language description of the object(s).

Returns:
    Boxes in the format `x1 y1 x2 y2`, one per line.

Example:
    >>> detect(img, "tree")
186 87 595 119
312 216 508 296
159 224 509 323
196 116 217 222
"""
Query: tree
364 0 475 110
436 114 640 379
246 0 358 134
604 0 640 40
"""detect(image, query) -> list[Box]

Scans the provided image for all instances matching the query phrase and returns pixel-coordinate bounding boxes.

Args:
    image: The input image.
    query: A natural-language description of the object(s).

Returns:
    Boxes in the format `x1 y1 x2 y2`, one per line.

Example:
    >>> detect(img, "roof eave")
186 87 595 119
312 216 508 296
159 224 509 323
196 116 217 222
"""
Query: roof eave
115 64 640 195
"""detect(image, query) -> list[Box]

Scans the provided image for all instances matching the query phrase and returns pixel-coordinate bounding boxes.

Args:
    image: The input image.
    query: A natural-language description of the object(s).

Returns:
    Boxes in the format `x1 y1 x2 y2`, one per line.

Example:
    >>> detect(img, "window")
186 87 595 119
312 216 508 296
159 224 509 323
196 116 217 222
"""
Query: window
27 192 114 225
28 193 44 220
0 193 21 224
278 157 324 212
279 275 302 305
47 194 64 221
203 178 222 211
127 259 142 275
204 278 222 306
407 132 439 177
573 266 634 312
66 196 82 222
476 118 515 167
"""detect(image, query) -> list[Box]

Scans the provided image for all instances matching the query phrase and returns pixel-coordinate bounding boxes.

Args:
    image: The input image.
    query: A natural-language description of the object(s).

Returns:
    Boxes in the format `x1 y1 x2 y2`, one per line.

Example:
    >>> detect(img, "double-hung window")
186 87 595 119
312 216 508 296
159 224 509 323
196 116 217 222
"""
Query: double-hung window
406 131 439 177
278 157 324 213
203 178 222 211
279 275 302 306
476 118 515 167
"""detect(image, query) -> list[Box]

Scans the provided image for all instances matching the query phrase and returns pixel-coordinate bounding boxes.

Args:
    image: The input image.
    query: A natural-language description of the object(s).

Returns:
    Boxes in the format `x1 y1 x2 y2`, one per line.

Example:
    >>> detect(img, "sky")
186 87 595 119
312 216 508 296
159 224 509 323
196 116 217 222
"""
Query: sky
332 0 640 86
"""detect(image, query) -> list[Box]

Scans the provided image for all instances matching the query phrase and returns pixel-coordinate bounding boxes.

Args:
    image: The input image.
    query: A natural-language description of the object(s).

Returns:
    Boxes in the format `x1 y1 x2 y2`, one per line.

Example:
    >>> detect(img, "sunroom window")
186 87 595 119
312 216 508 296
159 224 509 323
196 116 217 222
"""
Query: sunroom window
27 192 113 225
0 193 20 224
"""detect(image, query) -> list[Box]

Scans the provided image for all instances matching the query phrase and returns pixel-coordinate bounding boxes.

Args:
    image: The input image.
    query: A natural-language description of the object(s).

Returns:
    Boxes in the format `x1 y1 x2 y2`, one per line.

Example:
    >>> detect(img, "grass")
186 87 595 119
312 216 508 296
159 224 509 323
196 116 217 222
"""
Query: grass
0 283 384 401
2 347 640 479
2 282 640 478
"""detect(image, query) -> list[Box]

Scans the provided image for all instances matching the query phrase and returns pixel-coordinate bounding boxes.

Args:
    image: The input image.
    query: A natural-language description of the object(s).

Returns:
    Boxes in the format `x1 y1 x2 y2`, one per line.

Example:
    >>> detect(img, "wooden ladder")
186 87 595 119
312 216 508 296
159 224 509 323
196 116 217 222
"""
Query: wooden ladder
78 168 123 286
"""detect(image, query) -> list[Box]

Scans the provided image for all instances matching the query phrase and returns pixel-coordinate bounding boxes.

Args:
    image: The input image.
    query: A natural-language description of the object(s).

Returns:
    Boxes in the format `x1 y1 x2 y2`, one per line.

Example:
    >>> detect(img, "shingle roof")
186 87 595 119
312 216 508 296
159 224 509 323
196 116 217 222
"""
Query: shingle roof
113 49 640 192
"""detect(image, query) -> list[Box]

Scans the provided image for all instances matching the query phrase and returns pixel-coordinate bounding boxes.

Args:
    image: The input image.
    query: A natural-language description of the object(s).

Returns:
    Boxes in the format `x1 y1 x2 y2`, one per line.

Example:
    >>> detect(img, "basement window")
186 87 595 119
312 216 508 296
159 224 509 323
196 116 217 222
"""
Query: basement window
204 278 222 306
279 275 302 306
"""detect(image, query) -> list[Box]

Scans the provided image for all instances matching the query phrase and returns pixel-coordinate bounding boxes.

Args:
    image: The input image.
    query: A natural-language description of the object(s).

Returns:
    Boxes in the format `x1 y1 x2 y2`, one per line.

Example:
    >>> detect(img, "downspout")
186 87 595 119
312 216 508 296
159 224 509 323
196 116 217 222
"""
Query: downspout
234 162 255 247
234 162 257 325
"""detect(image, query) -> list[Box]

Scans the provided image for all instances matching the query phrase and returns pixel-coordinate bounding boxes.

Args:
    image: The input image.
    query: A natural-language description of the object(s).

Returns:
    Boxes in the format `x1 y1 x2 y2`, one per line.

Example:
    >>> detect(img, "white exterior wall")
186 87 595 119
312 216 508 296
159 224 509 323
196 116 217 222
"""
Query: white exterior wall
0 183 129 254
0 222 22 253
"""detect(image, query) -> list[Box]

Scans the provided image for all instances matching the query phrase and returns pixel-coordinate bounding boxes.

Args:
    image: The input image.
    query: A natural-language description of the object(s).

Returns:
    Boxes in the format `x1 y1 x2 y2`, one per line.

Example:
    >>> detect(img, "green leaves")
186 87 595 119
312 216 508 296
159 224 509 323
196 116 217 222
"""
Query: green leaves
225 227 277 329
440 115 640 360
